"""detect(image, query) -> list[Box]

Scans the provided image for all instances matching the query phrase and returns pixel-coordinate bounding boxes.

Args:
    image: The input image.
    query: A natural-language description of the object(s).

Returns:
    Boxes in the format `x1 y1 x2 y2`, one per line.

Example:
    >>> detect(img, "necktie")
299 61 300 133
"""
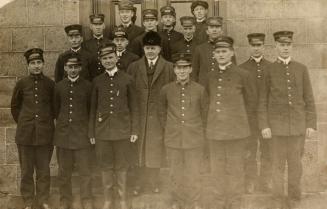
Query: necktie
149 61 154 70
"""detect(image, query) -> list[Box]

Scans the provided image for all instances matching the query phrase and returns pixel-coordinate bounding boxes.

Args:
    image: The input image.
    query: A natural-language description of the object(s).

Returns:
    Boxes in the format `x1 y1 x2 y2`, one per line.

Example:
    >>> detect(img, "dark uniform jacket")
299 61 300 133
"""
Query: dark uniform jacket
194 20 208 44
258 59 317 136
112 23 144 43
192 40 218 85
11 73 55 145
82 36 112 80
117 50 140 72
160 28 183 50
55 48 93 82
88 70 138 141
170 37 199 56
159 80 208 149
128 31 171 61
239 57 272 135
127 56 175 167
205 64 257 140
54 77 92 149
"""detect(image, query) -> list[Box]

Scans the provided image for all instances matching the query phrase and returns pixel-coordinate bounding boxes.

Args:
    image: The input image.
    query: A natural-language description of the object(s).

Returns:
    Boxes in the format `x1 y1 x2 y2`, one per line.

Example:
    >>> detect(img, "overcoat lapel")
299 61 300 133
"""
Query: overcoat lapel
151 56 165 87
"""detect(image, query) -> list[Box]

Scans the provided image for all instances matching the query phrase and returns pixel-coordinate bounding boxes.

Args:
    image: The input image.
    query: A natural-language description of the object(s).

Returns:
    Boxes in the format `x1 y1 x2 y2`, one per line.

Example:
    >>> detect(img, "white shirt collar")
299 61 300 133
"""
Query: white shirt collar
184 36 193 42
68 75 79 83
106 67 118 77
251 55 263 63
278 56 291 65
122 22 132 28
71 47 81 53
116 49 126 57
196 17 206 23
219 62 232 70
147 56 159 66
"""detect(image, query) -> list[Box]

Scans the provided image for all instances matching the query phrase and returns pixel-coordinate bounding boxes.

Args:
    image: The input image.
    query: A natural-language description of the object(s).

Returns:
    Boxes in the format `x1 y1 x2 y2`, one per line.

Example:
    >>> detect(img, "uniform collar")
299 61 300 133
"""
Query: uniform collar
30 73 44 80
106 67 118 77
116 49 126 57
250 55 263 63
277 56 291 65
71 47 81 53
176 78 190 86
122 22 132 28
93 34 103 40
68 75 79 83
184 36 193 42
219 62 232 71
196 17 206 23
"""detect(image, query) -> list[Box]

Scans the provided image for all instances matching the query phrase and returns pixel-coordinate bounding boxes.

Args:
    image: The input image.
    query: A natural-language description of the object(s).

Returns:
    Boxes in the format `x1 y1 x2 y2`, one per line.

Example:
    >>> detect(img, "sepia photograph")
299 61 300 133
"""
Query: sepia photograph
0 0 326 209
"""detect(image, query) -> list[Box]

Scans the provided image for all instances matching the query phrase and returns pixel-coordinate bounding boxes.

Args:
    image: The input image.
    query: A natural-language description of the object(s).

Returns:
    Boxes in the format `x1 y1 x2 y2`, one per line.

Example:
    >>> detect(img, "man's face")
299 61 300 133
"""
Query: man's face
250 41 265 58
90 23 105 36
193 6 207 20
67 34 83 48
174 64 192 81
206 25 223 40
100 53 118 70
181 26 196 38
113 37 129 52
64 63 82 78
119 9 134 24
275 42 292 59
28 59 44 74
143 45 161 60
213 47 234 65
161 14 175 27
143 19 158 31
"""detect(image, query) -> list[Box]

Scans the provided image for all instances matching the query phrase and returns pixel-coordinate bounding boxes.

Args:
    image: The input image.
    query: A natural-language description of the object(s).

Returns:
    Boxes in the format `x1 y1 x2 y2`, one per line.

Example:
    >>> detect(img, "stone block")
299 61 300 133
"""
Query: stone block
0 165 18 194
245 0 283 19
0 28 12 52
43 51 60 78
6 143 18 165
0 77 16 108
0 128 5 164
0 108 15 127
27 0 63 26
226 0 246 19
0 52 27 77
0 0 28 26
316 103 327 124
63 0 79 25
307 70 327 104
12 27 44 52
269 18 306 44
293 44 327 69
234 46 252 64
307 18 327 43
5 127 16 144
44 27 70 51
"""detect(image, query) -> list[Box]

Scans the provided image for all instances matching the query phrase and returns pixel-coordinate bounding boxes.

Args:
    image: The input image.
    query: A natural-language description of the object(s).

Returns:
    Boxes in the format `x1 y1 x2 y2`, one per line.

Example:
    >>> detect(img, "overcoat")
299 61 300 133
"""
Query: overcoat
11 74 55 145
127 56 174 167
257 59 317 136
117 50 140 72
54 77 92 149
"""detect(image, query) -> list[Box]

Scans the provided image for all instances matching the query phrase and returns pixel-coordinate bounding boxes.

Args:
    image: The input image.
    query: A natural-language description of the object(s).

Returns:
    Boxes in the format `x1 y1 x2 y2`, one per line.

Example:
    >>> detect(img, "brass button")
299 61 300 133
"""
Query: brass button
216 109 221 112
35 114 39 118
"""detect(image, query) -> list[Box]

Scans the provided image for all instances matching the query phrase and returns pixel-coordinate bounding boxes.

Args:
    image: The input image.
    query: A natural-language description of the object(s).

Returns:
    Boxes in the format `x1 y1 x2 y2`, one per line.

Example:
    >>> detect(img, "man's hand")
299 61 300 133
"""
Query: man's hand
306 128 315 139
130 135 138 143
262 128 272 139
90 138 96 145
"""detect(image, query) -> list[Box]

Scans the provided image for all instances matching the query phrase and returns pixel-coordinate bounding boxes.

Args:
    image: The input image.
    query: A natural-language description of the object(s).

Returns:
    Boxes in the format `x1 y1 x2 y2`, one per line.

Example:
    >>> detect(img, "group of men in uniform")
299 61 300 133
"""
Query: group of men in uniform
10 1 317 209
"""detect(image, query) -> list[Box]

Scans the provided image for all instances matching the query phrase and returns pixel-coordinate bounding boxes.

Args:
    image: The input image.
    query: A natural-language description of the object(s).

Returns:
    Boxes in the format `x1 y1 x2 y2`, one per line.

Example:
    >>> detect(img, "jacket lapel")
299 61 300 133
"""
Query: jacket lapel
151 56 165 87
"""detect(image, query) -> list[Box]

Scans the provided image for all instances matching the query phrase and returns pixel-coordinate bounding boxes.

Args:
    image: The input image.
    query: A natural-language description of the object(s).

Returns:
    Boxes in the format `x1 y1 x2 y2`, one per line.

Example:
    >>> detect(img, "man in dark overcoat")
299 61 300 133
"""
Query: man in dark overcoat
89 43 138 209
54 53 94 209
205 36 257 209
127 31 175 194
82 14 112 80
239 33 273 194
258 31 317 209
190 0 209 44
11 48 55 209
159 53 208 209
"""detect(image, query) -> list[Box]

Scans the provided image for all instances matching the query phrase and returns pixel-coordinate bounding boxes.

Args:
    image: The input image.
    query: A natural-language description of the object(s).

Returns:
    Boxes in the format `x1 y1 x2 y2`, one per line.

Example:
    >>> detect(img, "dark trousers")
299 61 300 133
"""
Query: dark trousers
272 135 303 201
210 139 245 209
245 134 272 187
17 144 53 206
56 147 93 204
134 167 160 190
96 139 130 172
168 147 202 205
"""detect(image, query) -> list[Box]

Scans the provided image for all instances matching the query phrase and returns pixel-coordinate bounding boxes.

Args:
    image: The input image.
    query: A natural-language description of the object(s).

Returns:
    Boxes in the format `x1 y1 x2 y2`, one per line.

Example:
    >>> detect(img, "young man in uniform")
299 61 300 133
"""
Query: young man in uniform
55 24 92 82
116 0 144 42
171 16 198 56
129 9 171 61
112 26 140 72
206 36 257 209
258 31 316 209
159 6 183 47
54 53 94 209
127 31 174 195
82 14 112 80
159 53 208 209
89 43 138 209
11 48 55 209
239 33 272 194
191 0 209 44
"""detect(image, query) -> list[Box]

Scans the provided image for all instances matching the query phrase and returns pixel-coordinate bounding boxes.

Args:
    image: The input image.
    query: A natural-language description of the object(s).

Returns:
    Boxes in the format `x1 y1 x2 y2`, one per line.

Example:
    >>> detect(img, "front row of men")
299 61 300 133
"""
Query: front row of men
11 29 316 209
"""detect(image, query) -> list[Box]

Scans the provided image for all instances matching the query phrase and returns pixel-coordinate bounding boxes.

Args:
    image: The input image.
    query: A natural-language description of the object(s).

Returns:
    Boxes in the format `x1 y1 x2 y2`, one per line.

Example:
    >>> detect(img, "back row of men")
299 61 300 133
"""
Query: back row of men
11 1 317 209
